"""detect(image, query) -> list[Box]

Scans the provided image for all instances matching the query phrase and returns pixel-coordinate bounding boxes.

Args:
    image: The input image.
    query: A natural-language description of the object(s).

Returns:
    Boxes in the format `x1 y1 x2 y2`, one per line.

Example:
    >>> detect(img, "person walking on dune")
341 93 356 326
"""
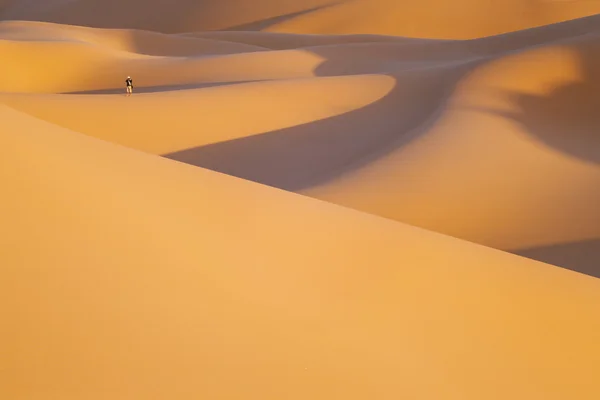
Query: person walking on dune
125 76 133 95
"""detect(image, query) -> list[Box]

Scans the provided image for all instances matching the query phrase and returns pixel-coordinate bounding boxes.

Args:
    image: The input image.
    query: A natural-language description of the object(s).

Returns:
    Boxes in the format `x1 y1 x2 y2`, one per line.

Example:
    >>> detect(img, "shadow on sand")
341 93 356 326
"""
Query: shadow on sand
47 16 600 277
63 80 263 95
223 3 342 32
514 238 600 279
162 51 476 191
161 19 600 191
464 37 600 165
462 39 600 276
161 31 600 276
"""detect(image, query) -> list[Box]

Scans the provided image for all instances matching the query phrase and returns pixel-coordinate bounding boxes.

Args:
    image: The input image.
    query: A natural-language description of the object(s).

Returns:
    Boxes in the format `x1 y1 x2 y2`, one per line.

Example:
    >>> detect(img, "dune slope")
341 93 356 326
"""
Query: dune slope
0 0 337 33
3 2 600 398
265 0 600 39
301 35 600 257
1 16 599 274
4 0 600 38
2 104 600 399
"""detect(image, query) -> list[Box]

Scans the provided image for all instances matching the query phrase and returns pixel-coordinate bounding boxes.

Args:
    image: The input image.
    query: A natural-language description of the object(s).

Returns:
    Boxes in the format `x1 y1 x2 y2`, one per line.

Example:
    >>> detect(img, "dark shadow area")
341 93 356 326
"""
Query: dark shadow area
0 1 344 34
183 31 416 53
162 48 481 191
299 41 481 76
465 13 600 56
458 38 600 277
464 38 600 165
514 238 600 279
0 1 9 18
62 80 263 94
120 30 268 57
223 3 340 32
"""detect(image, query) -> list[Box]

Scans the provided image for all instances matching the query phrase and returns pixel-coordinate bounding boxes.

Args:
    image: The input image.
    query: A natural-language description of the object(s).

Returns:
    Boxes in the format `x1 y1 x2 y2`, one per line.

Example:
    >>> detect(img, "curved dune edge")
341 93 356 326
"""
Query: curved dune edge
2 104 600 399
301 38 600 253
0 20 269 55
1 15 598 273
264 0 600 39
0 38 331 93
5 0 600 38
3 2 600 397
0 74 397 154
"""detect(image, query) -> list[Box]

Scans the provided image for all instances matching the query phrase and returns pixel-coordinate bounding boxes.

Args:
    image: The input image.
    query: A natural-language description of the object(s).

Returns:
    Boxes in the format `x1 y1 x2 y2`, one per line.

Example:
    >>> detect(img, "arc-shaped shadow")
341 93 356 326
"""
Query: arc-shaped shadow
162 48 479 191
514 238 600 279
457 39 600 275
464 13 600 56
464 39 600 165
62 80 263 95
223 3 342 32
0 1 342 33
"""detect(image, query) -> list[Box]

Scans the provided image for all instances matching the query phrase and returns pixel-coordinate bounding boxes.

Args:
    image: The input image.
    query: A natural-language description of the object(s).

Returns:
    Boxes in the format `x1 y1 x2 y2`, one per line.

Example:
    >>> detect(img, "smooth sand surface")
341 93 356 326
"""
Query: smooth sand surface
1 15 599 273
2 1 600 398
2 104 600 399
5 0 600 38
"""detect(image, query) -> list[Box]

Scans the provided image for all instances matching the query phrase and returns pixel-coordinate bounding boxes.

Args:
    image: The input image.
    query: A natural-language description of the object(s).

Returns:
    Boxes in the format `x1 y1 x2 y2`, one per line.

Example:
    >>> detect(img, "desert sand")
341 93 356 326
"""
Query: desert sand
5 0 600 37
1 1 600 399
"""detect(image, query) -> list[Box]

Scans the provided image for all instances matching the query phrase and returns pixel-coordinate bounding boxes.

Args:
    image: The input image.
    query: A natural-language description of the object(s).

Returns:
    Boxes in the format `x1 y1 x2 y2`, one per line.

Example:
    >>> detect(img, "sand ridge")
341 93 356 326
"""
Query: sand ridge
5 0 600 38
2 1 600 398
2 104 600 399
1 16 599 272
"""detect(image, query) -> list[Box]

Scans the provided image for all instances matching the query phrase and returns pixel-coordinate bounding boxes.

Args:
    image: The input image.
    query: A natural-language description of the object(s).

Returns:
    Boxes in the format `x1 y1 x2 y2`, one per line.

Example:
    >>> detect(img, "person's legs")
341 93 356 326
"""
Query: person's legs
126 86 132 94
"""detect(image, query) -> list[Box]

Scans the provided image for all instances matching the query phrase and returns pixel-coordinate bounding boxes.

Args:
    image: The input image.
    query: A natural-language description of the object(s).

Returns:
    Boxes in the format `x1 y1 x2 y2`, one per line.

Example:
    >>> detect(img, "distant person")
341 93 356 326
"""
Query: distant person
125 76 133 95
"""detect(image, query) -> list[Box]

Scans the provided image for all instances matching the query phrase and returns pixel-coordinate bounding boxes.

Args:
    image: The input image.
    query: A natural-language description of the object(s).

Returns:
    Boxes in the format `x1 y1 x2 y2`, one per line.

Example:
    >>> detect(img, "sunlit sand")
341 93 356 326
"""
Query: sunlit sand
2 1 600 398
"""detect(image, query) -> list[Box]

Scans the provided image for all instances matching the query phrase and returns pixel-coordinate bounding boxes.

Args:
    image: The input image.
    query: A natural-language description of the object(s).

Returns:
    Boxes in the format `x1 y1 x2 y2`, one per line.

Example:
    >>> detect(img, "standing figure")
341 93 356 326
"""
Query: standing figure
125 76 133 95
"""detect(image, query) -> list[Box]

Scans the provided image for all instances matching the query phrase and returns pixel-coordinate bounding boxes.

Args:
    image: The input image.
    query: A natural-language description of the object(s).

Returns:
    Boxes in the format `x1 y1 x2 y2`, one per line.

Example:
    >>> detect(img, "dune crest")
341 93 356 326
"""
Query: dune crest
3 2 600 398
4 0 600 38
2 104 600 399
1 14 599 273
302 39 600 252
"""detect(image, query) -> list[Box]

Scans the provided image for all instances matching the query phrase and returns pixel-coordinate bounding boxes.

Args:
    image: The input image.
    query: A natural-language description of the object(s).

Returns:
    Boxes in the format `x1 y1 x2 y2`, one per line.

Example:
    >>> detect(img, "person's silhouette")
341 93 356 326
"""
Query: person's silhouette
125 76 133 95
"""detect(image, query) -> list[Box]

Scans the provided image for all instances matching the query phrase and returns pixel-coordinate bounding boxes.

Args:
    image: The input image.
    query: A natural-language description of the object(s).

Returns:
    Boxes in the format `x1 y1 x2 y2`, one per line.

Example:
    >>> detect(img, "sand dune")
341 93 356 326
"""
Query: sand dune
302 36 600 252
0 75 398 153
1 0 337 33
2 104 600 399
264 0 600 38
1 16 599 273
0 20 268 55
4 0 600 38
3 1 600 398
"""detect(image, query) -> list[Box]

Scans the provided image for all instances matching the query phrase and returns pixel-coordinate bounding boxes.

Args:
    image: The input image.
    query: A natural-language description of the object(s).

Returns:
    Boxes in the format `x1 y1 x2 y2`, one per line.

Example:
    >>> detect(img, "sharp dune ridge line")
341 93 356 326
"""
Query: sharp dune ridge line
2 104 600 400
1 1 600 398
5 0 600 37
